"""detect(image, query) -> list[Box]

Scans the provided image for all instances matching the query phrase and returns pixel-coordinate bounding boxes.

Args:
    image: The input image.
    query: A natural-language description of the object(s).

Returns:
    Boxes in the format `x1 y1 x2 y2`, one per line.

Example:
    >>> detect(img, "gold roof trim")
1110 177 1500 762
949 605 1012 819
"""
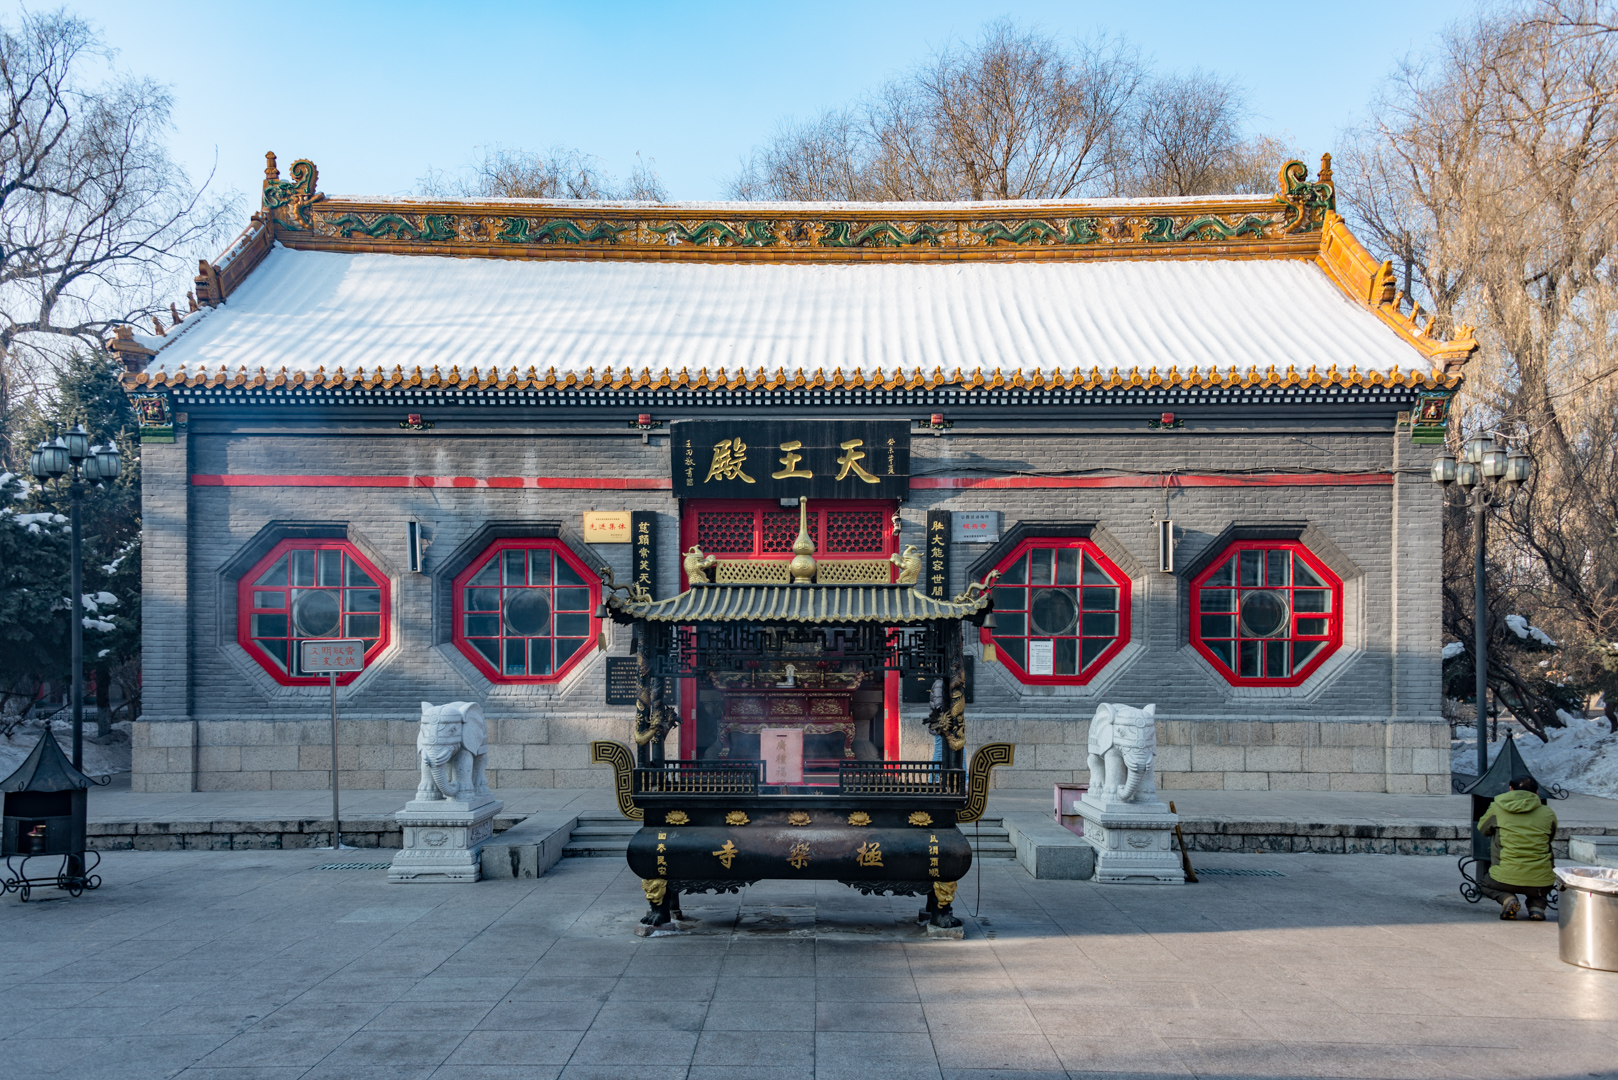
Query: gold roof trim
1316 213 1476 373
125 361 1461 393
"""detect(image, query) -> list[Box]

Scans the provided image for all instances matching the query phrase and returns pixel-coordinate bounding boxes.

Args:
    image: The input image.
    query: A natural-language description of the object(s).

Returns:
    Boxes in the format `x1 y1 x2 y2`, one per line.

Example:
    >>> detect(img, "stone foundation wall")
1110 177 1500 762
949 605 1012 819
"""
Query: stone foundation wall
133 716 1449 795
969 717 1449 794
131 717 622 793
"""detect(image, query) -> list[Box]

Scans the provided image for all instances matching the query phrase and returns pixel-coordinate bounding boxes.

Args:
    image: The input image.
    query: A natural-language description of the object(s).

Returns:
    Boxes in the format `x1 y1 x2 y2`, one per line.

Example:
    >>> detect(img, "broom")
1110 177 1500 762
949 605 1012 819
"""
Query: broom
1169 800 1198 883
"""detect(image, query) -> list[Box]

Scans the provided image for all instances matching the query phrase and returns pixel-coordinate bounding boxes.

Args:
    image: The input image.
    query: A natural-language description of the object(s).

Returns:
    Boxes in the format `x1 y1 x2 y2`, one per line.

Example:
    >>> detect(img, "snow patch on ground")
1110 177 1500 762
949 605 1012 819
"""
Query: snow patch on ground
0 718 131 781
1452 718 1618 797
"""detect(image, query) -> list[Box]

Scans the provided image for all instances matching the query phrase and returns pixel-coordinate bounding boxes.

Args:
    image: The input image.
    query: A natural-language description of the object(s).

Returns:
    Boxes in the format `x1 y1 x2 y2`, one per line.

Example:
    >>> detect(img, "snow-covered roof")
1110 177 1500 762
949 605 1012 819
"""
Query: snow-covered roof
136 245 1448 382
115 153 1475 391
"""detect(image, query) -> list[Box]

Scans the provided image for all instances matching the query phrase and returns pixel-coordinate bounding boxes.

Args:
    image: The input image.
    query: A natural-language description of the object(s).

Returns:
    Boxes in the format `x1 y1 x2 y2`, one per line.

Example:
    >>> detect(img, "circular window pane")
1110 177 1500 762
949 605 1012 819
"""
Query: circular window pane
291 590 341 637
1238 591 1288 637
503 590 551 636
1029 589 1078 636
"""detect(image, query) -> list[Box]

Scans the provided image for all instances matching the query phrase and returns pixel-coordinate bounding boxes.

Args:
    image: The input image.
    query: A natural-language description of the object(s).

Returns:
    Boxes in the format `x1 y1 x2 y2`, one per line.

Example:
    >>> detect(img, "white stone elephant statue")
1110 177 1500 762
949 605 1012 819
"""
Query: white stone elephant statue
1086 702 1157 803
415 701 490 801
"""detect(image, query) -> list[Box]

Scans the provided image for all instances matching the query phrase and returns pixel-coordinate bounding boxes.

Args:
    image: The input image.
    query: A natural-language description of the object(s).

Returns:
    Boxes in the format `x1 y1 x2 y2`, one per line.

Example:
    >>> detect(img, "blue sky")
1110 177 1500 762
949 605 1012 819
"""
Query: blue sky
46 1 1475 208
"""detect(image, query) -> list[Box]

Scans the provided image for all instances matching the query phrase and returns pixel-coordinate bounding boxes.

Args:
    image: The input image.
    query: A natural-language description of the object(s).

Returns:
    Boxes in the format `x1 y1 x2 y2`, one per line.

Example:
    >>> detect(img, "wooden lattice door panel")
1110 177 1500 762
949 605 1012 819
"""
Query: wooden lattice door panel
824 510 885 553
695 510 756 554
688 502 894 560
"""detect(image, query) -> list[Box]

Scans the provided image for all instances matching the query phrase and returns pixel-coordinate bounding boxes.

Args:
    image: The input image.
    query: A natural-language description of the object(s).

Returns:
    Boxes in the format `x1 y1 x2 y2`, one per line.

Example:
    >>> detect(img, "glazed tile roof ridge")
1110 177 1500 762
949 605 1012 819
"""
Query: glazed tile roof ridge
606 583 992 624
110 153 1477 384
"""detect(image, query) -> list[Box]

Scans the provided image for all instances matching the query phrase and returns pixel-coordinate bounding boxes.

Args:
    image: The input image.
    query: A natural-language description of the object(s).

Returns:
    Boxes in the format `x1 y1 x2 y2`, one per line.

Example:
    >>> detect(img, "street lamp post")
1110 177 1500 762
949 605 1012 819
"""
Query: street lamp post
1430 434 1531 780
28 425 121 771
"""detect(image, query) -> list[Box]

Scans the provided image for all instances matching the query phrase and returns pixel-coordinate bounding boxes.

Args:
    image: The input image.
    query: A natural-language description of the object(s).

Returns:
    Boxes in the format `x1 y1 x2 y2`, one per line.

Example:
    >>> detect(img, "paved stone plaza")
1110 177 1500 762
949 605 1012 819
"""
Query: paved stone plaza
3 849 1615 1080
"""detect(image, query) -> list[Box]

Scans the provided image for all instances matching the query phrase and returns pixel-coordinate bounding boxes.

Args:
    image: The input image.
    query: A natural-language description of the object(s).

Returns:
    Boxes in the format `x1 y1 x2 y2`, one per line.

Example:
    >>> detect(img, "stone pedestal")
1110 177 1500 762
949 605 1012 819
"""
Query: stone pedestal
389 794 503 883
1074 795 1185 885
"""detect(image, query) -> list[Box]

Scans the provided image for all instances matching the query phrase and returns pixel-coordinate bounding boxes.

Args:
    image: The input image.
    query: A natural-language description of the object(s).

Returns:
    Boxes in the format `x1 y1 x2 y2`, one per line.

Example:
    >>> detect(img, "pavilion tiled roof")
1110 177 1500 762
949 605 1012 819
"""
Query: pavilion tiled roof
606 583 993 625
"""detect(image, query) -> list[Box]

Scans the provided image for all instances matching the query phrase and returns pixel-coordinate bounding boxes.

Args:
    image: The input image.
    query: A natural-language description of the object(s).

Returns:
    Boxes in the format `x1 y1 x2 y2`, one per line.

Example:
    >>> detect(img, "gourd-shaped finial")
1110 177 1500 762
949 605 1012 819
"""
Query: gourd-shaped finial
788 499 817 584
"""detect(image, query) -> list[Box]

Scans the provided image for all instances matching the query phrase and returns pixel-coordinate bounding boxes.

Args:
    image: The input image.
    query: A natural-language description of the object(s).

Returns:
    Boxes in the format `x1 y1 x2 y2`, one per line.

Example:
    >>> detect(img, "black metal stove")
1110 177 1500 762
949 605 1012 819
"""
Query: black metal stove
2 728 107 900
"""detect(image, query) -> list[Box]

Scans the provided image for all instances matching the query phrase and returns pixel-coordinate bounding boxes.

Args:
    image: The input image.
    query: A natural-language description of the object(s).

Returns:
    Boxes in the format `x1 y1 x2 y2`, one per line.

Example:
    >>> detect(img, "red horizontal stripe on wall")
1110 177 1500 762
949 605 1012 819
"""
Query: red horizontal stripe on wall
192 472 1390 491
909 473 1393 490
191 474 673 490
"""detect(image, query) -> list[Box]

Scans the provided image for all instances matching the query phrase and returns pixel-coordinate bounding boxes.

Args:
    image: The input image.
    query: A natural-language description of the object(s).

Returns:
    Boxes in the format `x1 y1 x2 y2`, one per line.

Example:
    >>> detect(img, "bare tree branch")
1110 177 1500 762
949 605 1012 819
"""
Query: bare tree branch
1344 0 1618 736
0 9 235 471
418 145 667 202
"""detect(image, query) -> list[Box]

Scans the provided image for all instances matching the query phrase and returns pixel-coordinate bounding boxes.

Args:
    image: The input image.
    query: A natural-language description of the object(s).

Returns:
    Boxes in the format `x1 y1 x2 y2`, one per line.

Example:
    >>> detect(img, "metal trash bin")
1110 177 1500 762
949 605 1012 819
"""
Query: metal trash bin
1555 867 1618 972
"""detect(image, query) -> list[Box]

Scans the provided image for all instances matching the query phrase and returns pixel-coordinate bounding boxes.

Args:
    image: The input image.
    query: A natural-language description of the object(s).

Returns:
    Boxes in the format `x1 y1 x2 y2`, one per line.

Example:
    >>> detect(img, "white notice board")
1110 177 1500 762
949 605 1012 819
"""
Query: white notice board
1027 639 1054 676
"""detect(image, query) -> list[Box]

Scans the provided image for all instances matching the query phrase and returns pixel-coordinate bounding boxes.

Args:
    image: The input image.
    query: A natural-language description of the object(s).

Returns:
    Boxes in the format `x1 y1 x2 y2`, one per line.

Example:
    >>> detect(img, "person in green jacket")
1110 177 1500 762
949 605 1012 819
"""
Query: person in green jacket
1477 777 1558 921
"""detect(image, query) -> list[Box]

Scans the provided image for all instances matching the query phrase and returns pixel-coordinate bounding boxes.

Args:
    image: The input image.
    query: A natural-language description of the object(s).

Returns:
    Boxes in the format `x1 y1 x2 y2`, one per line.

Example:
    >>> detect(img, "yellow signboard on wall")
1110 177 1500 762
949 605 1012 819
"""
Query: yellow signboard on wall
582 511 633 543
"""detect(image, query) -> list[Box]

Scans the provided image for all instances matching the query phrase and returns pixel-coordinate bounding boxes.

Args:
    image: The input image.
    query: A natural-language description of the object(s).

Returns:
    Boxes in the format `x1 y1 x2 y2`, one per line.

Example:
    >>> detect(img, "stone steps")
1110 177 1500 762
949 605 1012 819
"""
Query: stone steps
560 811 1017 860
562 811 640 858
963 816 1015 859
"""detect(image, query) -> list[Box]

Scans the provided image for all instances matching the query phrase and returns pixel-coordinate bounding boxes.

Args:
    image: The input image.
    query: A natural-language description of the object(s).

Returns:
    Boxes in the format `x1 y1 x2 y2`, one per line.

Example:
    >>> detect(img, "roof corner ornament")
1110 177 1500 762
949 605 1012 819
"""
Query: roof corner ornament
598 564 650 606
891 546 922 586
953 569 1000 606
789 498 817 584
683 545 717 585
1279 155 1336 233
262 151 323 231
107 324 156 373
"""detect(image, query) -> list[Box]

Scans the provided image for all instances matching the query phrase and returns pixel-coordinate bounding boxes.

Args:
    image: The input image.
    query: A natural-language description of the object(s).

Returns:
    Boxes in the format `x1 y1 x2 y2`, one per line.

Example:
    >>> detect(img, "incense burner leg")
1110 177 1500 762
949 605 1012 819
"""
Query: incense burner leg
640 877 673 926
928 880 961 929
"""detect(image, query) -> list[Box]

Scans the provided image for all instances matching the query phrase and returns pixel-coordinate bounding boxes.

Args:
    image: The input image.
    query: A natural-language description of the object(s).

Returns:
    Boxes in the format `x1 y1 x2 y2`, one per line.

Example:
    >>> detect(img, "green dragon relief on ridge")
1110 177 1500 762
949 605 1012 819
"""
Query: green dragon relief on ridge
1280 157 1336 233
262 156 321 231
650 220 778 246
819 221 946 247
327 213 457 242
1139 214 1274 243
497 218 628 245
970 218 1102 245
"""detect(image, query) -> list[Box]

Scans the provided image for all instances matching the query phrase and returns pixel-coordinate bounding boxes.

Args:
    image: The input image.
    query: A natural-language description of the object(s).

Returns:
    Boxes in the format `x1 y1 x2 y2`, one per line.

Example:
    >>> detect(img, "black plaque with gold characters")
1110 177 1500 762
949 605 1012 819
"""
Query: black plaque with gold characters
924 509 951 601
630 511 657 597
605 656 641 706
671 420 910 500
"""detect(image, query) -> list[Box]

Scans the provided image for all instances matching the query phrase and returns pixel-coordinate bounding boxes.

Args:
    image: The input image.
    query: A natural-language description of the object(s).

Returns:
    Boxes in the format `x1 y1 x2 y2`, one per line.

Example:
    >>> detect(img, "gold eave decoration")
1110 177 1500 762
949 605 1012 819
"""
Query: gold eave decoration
908 811 933 827
724 811 750 826
787 811 812 826
665 810 689 826
124 360 1464 395
847 812 872 826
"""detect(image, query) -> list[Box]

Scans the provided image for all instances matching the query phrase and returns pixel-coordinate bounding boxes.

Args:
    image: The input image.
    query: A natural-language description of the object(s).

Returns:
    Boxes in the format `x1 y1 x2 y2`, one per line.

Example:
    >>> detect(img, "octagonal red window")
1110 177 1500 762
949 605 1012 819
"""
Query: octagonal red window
1190 541 1342 686
982 539 1131 684
238 539 389 685
452 540 600 683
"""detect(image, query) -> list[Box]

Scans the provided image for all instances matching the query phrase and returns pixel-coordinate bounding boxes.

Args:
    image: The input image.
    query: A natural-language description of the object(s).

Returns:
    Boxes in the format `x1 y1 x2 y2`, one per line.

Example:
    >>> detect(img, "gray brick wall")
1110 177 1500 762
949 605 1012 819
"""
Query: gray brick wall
137 410 1448 793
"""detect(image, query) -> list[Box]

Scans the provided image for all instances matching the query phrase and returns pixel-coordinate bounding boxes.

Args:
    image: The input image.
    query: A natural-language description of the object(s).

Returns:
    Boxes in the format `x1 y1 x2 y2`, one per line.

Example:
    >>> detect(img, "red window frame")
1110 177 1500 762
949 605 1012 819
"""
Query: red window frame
979 537 1132 685
451 539 601 685
237 539 389 687
1189 540 1343 687
678 499 898 587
